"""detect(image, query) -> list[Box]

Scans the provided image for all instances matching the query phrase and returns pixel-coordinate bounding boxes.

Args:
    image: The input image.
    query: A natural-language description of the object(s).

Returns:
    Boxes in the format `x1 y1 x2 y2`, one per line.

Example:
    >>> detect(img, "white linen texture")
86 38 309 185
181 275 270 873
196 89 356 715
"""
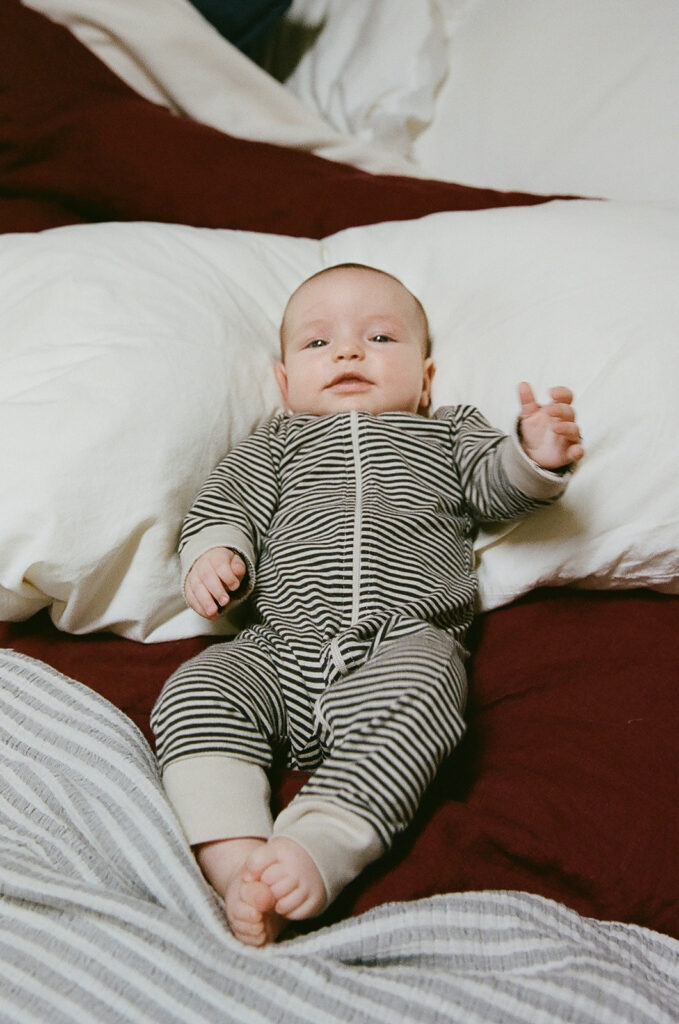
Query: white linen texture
2 199 677 640
23 0 679 204
282 0 679 207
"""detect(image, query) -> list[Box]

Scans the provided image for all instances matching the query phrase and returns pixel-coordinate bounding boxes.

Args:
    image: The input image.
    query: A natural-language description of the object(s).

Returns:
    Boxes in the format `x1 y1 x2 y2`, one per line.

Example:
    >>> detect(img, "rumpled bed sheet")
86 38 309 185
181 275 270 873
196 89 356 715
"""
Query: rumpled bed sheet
1 648 678 1024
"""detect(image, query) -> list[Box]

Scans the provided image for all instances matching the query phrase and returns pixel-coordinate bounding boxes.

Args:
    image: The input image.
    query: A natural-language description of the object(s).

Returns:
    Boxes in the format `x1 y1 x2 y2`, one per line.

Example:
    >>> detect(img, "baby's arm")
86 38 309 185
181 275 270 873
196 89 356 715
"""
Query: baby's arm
184 547 247 619
518 382 584 470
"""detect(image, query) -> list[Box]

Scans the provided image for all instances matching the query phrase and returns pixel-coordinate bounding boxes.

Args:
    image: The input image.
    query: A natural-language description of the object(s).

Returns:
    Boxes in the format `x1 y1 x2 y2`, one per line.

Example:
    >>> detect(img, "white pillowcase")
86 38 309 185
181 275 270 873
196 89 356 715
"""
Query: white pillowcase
413 0 679 205
0 226 314 641
280 0 448 157
24 0 417 179
2 199 678 640
281 0 679 207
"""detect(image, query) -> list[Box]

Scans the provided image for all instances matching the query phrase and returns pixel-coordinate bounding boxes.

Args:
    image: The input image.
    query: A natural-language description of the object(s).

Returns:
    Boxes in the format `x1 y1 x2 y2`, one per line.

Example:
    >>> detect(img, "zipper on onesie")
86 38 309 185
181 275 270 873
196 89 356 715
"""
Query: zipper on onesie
329 411 364 677
349 409 363 624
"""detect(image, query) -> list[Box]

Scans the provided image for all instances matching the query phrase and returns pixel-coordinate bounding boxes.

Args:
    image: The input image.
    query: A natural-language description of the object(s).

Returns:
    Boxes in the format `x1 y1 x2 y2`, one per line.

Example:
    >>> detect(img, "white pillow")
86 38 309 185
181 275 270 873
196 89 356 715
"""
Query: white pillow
280 0 679 206
323 201 679 606
279 0 448 158
0 225 318 641
413 0 679 206
24 0 417 179
1 199 678 640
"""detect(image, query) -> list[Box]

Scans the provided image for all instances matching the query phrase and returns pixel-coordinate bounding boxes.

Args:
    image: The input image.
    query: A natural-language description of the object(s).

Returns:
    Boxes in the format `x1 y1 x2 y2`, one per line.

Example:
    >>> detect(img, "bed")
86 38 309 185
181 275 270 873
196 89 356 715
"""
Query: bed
1 1 678 1020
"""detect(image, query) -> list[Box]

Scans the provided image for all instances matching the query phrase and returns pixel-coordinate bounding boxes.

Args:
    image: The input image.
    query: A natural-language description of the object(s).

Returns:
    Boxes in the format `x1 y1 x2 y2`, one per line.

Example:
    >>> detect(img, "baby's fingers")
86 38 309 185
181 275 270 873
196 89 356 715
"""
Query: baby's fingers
565 441 585 464
185 549 243 618
517 381 539 416
185 575 222 619
205 549 246 595
548 385 574 405
230 553 247 582
551 419 584 463
548 403 576 424
202 563 234 608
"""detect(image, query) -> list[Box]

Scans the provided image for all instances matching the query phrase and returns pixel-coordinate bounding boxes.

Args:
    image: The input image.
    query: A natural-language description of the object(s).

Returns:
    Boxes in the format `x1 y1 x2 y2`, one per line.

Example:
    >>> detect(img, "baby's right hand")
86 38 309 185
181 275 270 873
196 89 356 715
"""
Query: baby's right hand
184 547 247 619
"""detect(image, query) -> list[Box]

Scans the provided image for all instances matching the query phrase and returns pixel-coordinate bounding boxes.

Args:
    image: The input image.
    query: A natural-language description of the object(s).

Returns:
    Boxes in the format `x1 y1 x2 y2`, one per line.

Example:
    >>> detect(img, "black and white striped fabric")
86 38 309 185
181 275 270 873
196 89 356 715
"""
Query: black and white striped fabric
2 649 678 1024
178 407 556 644
154 619 467 845
154 407 564 842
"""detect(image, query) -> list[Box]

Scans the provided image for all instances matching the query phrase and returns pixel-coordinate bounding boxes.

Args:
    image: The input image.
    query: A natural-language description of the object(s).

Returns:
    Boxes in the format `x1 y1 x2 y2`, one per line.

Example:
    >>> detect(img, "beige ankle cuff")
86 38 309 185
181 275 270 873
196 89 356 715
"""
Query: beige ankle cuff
162 755 273 846
273 799 385 907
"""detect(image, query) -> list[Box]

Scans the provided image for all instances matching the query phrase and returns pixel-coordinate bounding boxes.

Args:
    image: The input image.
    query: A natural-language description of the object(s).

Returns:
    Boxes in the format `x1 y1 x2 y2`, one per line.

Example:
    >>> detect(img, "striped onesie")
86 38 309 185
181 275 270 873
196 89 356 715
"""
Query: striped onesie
152 406 569 903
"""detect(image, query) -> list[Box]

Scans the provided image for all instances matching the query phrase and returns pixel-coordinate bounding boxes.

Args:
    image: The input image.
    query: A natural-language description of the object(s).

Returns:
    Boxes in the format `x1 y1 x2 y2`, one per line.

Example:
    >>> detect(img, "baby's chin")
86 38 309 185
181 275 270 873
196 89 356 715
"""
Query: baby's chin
299 394 422 417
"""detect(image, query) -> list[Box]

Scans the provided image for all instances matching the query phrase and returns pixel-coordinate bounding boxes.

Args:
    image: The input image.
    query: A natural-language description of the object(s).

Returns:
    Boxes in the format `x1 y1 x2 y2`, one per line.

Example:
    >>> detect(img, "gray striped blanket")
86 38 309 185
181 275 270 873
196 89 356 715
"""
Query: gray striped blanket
1 649 677 1023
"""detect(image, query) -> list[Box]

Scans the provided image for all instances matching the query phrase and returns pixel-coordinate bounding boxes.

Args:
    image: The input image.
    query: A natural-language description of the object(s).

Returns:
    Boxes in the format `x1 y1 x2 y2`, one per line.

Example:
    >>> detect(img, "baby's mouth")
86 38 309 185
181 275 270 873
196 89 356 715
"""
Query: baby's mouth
326 372 373 391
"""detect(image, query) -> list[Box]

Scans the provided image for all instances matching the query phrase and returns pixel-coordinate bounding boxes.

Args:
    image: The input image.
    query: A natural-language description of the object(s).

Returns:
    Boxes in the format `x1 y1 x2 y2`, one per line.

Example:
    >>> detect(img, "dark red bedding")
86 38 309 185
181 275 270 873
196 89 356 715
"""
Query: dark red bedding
2 0 677 942
0 0 558 237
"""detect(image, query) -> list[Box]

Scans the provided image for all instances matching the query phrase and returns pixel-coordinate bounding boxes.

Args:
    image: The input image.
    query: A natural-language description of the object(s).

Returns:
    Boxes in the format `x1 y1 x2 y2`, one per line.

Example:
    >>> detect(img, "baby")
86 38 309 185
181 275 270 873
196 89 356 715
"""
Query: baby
151 263 583 946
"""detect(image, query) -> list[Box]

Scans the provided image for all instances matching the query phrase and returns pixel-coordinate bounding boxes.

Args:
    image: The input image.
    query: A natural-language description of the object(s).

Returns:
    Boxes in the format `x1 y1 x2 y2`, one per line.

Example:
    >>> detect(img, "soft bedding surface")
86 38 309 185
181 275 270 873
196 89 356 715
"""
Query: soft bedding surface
27 0 679 207
1 0 678 985
3 588 677 942
20 0 416 178
281 0 679 206
0 0 548 236
2 200 678 640
15 0 679 207
184 0 293 61
2 649 678 1024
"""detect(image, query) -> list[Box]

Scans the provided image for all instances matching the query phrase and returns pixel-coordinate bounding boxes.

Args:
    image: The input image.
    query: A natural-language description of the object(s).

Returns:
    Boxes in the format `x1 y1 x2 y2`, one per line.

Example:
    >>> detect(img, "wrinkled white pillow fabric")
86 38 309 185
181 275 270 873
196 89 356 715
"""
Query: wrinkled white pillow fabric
280 0 448 157
24 0 416 178
2 199 678 640
0 226 316 641
280 0 679 206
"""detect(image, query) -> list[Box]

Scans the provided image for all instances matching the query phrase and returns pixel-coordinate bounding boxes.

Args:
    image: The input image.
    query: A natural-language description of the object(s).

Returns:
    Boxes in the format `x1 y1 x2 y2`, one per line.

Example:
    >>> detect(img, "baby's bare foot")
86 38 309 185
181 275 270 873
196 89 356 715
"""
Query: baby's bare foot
225 871 285 947
244 836 327 922
196 837 282 947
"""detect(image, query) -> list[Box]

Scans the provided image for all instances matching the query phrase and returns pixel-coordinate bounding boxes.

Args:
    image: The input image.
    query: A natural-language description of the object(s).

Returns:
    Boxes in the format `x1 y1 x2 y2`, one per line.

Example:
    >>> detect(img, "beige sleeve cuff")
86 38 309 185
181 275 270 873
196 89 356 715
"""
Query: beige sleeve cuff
162 755 273 846
273 799 385 908
501 431 570 501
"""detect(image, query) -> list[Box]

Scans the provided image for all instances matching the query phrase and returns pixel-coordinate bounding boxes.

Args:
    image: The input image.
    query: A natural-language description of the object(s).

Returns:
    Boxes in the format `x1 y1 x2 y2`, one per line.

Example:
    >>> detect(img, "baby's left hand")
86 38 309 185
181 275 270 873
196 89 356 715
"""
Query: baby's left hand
518 382 584 470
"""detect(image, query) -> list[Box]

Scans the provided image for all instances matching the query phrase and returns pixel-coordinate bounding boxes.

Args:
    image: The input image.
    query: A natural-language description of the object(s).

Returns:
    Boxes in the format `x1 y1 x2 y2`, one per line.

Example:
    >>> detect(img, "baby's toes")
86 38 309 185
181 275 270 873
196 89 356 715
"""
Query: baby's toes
232 919 269 948
275 881 327 920
241 878 276 914
260 862 295 897
272 884 308 917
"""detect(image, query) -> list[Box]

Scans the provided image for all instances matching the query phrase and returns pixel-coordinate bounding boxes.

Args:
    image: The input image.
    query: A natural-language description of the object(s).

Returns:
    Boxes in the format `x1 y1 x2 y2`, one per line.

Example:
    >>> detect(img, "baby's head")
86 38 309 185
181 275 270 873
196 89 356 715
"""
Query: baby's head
275 263 435 417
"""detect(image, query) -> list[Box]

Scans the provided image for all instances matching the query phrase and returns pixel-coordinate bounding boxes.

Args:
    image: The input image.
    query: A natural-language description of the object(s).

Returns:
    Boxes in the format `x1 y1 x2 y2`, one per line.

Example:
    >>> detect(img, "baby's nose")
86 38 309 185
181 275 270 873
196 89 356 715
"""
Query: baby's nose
336 337 363 358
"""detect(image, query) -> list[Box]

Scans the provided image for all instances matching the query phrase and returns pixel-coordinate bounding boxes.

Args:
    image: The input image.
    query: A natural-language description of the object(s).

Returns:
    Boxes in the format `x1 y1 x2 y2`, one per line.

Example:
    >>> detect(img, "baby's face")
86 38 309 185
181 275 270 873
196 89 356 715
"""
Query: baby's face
276 267 434 417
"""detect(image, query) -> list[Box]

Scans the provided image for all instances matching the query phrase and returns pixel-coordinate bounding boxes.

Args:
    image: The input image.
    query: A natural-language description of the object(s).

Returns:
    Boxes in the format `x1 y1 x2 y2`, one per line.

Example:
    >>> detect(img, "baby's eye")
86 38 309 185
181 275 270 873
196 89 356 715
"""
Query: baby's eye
307 338 327 349
370 334 393 344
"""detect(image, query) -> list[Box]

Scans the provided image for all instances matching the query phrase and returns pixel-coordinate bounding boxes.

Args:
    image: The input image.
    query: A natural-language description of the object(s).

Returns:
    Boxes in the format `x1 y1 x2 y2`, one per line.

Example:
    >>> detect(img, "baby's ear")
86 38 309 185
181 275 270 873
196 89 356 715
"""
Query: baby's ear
421 358 436 408
274 362 289 405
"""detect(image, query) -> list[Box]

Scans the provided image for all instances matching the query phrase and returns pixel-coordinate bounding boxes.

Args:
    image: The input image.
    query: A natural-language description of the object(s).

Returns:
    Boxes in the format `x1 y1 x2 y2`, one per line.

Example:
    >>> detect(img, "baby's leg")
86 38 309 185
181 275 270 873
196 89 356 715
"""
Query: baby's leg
197 837 286 946
151 633 295 944
243 623 467 935
306 623 468 846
